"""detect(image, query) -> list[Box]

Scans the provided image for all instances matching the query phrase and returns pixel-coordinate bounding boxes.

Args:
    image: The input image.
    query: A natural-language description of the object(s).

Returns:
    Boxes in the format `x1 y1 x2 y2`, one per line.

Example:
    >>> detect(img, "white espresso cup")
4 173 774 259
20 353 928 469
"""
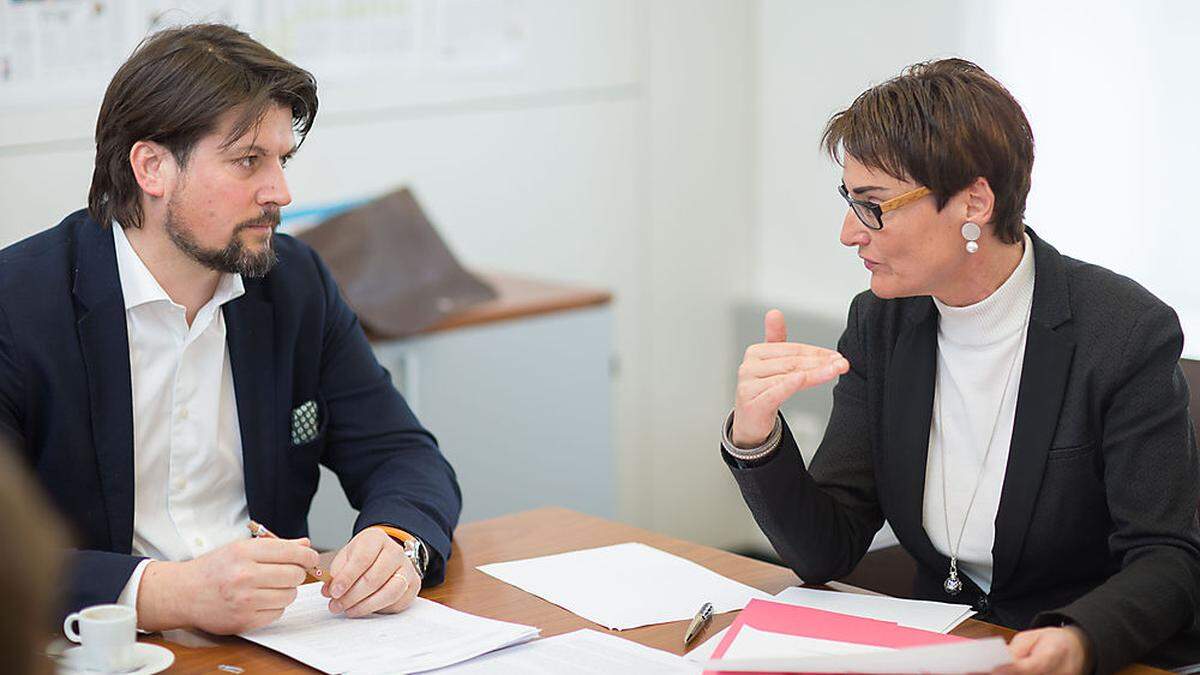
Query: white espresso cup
62 603 137 672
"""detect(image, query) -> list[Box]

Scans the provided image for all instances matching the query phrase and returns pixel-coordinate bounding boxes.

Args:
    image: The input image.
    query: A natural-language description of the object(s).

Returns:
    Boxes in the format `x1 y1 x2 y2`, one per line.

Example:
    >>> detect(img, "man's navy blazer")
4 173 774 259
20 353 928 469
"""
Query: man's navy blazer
0 210 462 614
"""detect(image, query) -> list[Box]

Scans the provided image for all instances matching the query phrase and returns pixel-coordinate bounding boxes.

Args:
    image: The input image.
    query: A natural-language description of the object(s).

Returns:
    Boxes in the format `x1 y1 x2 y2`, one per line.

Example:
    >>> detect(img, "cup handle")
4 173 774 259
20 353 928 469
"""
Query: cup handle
62 612 82 643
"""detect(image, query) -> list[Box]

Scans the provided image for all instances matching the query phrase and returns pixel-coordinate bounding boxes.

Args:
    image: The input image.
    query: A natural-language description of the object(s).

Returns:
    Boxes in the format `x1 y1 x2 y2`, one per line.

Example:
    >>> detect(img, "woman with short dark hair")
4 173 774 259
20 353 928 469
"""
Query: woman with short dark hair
723 59 1199 674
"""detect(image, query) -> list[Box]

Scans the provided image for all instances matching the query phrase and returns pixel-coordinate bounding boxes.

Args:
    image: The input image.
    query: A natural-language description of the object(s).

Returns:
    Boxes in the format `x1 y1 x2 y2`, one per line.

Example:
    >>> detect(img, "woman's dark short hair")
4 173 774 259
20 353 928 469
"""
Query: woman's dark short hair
88 23 318 229
821 58 1034 244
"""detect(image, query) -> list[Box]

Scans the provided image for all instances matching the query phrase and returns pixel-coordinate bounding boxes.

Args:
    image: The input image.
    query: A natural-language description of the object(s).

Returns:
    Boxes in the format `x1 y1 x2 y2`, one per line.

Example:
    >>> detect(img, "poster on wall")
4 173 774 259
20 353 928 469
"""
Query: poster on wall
0 0 525 113
0 0 255 108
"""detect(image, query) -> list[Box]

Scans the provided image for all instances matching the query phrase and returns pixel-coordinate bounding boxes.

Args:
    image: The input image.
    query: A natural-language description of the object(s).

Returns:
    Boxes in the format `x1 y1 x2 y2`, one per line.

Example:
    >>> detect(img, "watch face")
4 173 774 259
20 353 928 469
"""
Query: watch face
406 538 428 578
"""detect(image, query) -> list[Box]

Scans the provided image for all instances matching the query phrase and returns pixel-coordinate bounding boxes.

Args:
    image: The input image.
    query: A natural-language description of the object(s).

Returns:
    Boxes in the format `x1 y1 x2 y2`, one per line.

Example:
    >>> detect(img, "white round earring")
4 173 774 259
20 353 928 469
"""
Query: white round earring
961 222 981 254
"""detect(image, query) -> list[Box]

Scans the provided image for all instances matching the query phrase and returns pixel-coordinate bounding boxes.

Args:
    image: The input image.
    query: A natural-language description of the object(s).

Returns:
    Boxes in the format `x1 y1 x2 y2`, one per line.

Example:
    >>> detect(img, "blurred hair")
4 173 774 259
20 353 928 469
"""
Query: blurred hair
88 23 318 229
821 58 1034 244
0 443 69 674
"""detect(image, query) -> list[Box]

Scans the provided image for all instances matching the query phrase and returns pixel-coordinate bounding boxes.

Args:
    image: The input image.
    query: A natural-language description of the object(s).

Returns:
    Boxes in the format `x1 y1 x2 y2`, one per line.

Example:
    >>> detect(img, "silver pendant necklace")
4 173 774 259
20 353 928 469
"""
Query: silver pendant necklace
936 311 1028 596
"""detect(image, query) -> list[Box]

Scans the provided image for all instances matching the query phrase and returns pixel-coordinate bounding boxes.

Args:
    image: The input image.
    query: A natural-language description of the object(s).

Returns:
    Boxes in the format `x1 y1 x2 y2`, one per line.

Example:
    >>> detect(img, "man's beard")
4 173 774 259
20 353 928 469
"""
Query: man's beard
165 202 280 278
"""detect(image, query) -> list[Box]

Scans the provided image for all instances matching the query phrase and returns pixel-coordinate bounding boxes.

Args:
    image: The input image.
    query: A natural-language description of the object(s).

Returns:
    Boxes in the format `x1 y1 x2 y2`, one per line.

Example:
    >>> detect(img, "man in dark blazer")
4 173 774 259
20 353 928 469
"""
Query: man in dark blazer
0 24 461 634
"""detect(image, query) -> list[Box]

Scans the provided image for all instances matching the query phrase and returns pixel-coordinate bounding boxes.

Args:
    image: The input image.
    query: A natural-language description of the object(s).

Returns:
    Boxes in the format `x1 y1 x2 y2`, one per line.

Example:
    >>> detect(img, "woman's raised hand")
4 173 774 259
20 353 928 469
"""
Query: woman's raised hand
731 309 849 448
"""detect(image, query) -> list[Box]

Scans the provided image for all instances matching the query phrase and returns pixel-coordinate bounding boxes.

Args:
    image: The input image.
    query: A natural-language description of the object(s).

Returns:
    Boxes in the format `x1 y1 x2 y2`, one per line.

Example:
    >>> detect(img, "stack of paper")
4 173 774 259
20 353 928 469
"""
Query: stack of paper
427 629 697 674
241 583 539 674
477 542 772 630
701 599 1010 674
773 587 974 632
687 585 974 662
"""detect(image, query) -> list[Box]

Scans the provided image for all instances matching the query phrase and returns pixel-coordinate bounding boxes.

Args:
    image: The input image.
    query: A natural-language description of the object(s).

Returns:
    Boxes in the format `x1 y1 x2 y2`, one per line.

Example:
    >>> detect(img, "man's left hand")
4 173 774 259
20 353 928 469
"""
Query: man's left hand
322 527 421 617
992 626 1091 675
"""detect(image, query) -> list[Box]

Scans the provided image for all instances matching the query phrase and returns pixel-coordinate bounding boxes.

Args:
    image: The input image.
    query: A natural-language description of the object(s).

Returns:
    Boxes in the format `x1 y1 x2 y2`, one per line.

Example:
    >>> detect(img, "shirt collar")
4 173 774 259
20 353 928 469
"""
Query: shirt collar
111 222 246 311
933 231 1035 346
212 267 247 308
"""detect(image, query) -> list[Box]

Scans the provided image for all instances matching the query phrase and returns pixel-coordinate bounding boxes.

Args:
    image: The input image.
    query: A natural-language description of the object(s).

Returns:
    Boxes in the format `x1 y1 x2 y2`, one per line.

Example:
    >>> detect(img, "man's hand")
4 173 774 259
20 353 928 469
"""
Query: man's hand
992 626 1091 675
322 527 421 618
731 309 849 447
138 536 318 634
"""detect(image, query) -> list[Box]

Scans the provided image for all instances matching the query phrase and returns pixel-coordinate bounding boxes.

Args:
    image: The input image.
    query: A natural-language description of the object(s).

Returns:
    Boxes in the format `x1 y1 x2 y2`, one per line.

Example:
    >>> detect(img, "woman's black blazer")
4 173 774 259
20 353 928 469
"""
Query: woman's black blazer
726 229 1200 673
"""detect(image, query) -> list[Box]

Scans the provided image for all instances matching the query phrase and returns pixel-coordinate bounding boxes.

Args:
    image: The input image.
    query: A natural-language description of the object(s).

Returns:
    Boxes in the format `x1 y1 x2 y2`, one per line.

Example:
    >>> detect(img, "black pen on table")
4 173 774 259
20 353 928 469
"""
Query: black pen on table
683 601 713 647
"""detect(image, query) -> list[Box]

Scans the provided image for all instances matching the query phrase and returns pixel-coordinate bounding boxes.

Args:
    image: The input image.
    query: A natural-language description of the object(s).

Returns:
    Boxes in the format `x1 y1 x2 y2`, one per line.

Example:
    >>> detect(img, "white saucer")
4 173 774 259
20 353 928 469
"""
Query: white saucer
58 642 174 674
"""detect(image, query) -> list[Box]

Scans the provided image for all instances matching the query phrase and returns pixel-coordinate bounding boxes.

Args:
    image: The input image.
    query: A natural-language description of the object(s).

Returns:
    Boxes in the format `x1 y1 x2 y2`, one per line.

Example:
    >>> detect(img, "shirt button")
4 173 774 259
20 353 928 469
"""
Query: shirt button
172 478 185 492
194 537 204 548
178 407 189 420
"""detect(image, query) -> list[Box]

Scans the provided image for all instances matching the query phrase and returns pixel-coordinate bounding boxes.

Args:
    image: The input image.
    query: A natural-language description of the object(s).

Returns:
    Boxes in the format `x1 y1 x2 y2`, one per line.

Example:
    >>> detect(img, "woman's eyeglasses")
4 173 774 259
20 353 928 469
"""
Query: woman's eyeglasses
838 183 932 230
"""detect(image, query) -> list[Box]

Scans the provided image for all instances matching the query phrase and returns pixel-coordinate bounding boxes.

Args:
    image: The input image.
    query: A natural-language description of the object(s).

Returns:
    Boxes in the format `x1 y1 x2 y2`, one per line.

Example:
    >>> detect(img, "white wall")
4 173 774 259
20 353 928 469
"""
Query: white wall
641 0 757 547
753 0 976 323
981 0 1200 357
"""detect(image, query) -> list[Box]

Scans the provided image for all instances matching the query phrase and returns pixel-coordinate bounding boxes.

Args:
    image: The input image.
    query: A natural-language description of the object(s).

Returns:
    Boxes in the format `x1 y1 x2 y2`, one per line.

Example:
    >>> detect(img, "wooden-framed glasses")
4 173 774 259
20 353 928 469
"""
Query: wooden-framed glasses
838 183 932 230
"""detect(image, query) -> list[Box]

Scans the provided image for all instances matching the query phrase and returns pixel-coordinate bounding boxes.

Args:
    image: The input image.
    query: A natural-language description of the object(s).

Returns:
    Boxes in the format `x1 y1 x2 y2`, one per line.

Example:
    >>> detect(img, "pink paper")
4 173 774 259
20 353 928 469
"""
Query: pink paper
705 599 965 675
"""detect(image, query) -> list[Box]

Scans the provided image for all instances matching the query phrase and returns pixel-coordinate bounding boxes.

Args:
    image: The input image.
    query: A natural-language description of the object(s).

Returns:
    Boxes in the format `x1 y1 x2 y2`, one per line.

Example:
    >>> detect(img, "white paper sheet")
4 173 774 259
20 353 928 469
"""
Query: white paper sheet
704 627 1012 673
426 629 699 674
685 586 974 664
240 583 539 674
477 542 772 630
772 587 975 633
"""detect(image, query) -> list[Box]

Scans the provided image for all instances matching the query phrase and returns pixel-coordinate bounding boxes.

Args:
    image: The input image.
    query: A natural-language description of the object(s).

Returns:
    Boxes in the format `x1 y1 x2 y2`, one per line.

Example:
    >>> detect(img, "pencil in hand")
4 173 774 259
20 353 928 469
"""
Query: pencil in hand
247 520 324 582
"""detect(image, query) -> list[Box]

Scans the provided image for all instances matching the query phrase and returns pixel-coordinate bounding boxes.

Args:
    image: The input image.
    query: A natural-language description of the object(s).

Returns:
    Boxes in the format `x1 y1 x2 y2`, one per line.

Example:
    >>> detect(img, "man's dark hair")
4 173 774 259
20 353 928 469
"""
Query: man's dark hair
88 23 318 229
821 58 1034 244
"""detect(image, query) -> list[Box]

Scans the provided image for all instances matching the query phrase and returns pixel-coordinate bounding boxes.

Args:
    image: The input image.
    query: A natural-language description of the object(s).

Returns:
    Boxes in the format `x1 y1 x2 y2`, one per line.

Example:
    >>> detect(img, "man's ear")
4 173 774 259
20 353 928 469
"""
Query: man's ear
128 141 176 200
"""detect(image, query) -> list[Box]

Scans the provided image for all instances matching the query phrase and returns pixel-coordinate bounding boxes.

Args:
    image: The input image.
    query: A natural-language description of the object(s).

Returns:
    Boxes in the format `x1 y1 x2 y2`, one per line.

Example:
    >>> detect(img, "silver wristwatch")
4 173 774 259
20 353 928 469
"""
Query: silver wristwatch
403 536 430 579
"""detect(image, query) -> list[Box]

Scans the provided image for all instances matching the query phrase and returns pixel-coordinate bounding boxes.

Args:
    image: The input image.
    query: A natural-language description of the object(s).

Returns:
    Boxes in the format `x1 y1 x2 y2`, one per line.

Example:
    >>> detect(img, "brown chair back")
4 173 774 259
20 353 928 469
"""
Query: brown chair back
1183 358 1200 431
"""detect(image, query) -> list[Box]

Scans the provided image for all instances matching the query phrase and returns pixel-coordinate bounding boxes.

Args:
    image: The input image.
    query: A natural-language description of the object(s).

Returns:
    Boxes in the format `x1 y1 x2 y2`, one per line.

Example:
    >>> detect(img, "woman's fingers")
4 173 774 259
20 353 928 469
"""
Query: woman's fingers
763 309 788 343
740 354 845 379
746 341 842 361
751 359 847 403
739 371 802 402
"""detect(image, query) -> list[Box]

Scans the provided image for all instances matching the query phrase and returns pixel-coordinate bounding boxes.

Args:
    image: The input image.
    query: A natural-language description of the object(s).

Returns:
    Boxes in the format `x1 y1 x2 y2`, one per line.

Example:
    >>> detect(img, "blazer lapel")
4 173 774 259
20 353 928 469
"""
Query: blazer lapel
73 223 136 553
991 231 1075 591
881 297 945 566
223 285 277 527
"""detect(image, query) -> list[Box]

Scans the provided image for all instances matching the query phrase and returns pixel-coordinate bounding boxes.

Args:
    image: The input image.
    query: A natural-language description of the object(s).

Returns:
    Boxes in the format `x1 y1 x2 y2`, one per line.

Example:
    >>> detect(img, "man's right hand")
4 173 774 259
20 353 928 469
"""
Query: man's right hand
137 536 318 634
731 309 849 448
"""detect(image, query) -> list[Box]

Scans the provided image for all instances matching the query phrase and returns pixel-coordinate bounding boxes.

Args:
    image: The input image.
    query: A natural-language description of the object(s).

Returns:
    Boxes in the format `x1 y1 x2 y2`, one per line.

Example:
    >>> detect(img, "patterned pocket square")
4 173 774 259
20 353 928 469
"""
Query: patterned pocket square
291 400 321 445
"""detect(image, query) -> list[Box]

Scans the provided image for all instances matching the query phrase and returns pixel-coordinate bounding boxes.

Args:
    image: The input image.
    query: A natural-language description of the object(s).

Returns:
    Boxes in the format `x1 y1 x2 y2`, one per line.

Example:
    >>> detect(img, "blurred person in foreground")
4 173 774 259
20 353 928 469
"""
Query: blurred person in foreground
0 443 68 674
721 59 1199 674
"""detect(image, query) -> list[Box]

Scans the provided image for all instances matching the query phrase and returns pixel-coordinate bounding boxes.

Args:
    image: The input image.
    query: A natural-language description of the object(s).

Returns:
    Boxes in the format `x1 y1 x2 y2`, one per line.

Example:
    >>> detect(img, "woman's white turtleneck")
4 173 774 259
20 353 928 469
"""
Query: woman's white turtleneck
922 233 1035 594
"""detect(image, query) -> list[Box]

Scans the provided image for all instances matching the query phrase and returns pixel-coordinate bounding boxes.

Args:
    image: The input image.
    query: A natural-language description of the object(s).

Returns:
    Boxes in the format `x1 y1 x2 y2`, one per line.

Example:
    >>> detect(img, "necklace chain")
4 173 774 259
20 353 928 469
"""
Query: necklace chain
937 308 1030 595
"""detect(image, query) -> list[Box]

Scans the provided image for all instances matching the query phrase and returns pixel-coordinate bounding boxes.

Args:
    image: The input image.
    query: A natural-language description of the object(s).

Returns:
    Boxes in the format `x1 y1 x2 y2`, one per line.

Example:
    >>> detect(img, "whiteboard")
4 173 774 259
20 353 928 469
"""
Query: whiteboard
0 0 639 148
0 0 526 106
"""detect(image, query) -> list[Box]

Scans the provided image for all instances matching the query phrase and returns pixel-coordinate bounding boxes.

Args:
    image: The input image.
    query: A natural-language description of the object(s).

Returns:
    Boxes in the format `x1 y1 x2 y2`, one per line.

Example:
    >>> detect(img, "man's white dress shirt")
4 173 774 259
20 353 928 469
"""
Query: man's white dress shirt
111 223 251 608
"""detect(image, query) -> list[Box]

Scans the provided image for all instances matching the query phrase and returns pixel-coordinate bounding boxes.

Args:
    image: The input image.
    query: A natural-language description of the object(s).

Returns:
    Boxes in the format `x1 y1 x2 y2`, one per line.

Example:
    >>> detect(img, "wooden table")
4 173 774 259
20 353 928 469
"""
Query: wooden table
146 508 1168 673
